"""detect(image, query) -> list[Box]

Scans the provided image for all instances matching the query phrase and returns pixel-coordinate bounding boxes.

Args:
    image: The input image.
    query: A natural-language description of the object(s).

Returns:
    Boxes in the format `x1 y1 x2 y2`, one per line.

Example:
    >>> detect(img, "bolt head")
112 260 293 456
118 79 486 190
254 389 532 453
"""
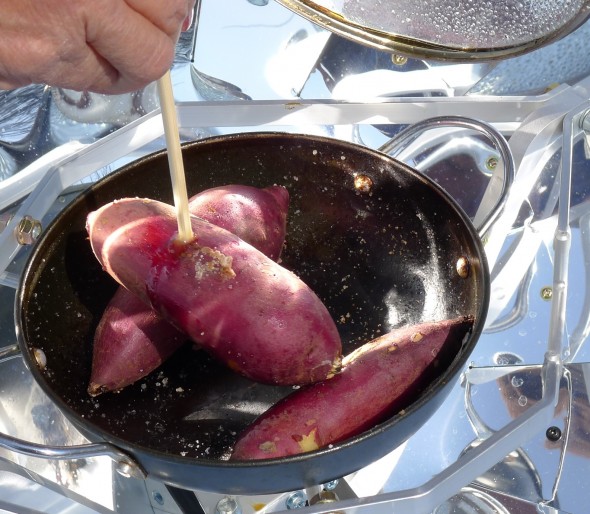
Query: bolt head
540 287 553 300
286 491 307 509
456 257 471 279
216 497 241 514
391 54 408 66
323 479 339 491
32 347 47 370
15 216 42 245
486 156 499 171
152 491 164 505
353 174 373 193
546 426 562 442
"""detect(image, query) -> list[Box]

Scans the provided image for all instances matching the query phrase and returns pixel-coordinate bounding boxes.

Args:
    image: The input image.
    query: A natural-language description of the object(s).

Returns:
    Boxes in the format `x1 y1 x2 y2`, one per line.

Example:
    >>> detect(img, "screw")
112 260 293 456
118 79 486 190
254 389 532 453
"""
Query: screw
456 257 471 279
546 426 562 442
540 287 553 301
152 491 164 505
323 479 339 491
114 461 134 478
286 491 307 509
32 347 47 370
353 174 373 193
15 215 42 245
486 156 498 172
391 54 408 66
216 496 241 514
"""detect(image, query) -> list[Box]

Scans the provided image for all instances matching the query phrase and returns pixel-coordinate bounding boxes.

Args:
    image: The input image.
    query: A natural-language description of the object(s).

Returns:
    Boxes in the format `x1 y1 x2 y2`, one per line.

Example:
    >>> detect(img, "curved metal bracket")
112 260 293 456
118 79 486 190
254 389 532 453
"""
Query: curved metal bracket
0 430 146 480
378 115 515 239
0 345 145 480
0 344 20 363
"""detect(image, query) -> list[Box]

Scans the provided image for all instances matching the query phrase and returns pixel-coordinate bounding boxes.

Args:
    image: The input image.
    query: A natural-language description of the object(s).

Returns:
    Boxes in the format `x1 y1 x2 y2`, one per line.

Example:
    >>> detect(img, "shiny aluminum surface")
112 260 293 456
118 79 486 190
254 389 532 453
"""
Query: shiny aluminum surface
1 1 590 512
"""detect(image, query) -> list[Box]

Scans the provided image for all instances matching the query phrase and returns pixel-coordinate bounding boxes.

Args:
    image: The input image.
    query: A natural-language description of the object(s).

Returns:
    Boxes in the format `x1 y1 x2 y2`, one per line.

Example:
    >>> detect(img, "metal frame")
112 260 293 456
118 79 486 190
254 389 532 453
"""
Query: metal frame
0 72 589 513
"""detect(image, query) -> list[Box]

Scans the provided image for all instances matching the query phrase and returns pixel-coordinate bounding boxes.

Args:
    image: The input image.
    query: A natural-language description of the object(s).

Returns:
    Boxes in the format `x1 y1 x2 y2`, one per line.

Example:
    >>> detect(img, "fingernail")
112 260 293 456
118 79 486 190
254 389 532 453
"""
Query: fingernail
181 9 194 31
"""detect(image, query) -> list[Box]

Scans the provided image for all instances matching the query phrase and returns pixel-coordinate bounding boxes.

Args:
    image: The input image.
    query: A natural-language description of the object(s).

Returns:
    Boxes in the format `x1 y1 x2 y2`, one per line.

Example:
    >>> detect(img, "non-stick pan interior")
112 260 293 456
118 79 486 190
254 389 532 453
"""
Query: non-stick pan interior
17 132 488 491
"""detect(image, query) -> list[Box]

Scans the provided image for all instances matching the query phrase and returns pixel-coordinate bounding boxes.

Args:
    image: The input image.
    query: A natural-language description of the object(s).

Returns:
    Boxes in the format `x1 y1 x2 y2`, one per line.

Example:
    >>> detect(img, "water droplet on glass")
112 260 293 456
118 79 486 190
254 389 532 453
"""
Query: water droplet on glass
517 395 528 407
511 376 524 388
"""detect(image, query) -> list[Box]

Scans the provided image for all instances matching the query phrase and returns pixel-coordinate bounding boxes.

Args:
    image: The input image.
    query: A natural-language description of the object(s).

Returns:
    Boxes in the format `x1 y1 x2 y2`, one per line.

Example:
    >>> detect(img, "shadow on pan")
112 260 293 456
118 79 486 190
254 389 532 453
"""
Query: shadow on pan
17 132 489 494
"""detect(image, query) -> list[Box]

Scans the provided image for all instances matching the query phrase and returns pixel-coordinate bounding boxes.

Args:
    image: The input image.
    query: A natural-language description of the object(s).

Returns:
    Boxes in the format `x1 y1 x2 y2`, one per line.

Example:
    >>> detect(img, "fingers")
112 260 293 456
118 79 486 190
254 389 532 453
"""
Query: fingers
80 3 172 92
81 0 197 93
0 1 113 93
124 0 194 38
0 0 196 94
182 3 196 32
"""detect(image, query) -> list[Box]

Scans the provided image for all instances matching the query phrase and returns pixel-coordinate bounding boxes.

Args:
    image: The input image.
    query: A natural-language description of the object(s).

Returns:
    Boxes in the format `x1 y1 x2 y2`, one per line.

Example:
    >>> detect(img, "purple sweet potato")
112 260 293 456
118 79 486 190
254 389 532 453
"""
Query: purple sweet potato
187 185 289 262
89 287 187 396
88 185 290 396
86 197 342 386
230 316 474 460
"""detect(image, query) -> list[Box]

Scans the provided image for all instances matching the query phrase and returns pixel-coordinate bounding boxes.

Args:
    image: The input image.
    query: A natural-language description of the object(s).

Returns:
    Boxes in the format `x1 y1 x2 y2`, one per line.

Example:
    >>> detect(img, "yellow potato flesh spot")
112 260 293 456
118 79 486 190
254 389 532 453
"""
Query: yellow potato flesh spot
411 332 424 343
297 428 320 453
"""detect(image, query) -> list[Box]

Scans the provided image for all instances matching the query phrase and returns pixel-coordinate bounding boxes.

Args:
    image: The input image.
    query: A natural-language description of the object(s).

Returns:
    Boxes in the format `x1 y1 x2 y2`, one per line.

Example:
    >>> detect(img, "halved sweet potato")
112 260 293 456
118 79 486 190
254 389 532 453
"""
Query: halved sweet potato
87 197 342 386
88 185 289 396
230 316 474 459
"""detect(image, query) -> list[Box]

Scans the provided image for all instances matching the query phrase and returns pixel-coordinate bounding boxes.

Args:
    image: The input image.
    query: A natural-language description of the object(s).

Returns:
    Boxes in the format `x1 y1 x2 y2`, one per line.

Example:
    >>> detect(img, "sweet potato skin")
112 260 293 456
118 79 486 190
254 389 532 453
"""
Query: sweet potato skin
230 316 473 460
88 185 290 396
187 185 289 262
89 287 186 396
87 197 342 386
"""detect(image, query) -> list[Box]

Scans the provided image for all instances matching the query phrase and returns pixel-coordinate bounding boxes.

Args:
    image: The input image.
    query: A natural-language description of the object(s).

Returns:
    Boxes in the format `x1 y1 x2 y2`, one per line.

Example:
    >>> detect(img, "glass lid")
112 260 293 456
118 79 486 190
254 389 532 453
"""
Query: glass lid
274 0 590 60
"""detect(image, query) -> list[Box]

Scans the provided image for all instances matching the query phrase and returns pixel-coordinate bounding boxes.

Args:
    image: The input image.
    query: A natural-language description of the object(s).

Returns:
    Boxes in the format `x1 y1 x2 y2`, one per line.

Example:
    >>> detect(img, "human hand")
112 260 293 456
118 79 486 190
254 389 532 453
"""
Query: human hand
0 0 195 94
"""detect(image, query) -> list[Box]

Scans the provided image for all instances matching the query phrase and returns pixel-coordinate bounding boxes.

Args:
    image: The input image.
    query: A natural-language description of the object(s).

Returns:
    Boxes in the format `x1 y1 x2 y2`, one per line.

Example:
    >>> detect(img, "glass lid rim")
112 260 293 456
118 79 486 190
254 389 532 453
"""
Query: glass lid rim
274 0 590 61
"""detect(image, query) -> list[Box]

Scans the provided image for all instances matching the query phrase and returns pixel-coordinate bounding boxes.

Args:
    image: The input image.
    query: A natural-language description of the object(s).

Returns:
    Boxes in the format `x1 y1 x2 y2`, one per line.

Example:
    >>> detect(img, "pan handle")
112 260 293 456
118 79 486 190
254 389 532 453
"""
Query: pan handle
0 430 146 480
0 344 20 362
378 115 515 238
0 344 146 479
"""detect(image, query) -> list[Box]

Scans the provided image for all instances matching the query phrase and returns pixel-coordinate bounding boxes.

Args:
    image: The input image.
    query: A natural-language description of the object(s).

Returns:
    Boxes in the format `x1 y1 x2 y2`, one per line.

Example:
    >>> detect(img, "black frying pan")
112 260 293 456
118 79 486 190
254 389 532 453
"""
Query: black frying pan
16 132 489 494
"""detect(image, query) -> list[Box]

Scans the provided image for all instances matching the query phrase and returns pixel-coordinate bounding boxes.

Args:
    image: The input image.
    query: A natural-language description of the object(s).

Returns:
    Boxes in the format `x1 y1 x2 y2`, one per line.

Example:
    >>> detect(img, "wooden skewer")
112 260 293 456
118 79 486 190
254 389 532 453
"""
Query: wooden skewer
156 70 194 243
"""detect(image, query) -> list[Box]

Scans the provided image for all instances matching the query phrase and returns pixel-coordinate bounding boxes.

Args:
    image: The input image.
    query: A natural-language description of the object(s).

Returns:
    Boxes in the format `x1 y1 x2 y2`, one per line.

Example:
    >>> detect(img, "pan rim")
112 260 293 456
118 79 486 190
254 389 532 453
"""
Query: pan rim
14 130 490 489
